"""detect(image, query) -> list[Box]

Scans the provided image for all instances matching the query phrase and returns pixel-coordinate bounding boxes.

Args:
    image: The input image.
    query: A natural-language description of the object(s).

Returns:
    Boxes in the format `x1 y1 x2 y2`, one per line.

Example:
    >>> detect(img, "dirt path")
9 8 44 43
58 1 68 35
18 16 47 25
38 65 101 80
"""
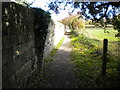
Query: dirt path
27 35 81 88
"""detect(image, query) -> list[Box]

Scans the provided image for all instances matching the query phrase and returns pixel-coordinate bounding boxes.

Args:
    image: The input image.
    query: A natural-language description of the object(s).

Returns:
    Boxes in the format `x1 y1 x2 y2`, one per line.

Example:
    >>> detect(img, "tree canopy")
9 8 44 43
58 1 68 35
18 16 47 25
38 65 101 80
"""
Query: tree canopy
113 14 120 36
14 0 120 23
60 14 85 30
47 1 120 23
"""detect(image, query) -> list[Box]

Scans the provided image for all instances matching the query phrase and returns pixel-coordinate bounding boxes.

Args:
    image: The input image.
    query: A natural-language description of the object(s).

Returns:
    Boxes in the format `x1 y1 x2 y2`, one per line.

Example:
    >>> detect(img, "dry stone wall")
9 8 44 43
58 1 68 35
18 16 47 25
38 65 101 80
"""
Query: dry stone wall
2 2 65 88
43 21 65 58
43 22 55 58
2 2 37 88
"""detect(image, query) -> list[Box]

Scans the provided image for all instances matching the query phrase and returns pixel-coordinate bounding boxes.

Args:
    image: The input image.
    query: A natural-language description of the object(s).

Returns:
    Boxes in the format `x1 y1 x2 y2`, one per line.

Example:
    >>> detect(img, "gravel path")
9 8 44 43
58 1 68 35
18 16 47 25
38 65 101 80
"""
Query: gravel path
27 34 81 88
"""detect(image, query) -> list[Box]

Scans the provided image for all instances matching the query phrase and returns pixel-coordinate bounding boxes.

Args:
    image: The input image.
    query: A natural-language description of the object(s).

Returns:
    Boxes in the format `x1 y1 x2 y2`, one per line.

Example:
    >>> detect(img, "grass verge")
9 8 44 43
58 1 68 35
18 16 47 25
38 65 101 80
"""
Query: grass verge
70 30 120 88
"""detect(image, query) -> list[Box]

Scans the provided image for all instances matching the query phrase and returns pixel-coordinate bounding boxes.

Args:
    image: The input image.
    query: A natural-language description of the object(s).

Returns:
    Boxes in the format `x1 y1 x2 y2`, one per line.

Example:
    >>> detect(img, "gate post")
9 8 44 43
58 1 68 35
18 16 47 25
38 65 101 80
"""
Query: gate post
102 39 108 77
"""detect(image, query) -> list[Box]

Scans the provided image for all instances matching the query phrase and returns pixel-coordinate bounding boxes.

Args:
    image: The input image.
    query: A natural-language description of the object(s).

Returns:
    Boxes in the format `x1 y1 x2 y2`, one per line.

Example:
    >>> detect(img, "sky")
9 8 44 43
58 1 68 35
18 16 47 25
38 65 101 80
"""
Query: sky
30 0 84 21
28 0 70 21
11 0 119 20
12 0 77 21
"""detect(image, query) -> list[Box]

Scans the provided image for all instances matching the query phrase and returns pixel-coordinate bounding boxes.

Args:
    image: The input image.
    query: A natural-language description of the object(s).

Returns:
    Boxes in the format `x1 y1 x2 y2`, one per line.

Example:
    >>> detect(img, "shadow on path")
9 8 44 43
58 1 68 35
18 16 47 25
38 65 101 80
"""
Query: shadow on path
27 34 81 88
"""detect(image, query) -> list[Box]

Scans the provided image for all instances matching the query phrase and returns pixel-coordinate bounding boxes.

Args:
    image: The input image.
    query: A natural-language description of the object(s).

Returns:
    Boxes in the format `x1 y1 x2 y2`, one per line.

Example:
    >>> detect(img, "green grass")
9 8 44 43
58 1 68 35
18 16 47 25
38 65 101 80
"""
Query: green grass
70 29 120 88
50 37 64 57
85 28 118 41
85 24 113 28
70 34 102 88
44 37 64 62
84 28 119 57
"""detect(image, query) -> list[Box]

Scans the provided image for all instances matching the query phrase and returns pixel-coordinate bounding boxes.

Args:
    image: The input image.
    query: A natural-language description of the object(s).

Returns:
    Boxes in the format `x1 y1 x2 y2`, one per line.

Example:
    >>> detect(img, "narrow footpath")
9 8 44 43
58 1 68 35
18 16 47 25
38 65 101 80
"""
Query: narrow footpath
27 34 81 88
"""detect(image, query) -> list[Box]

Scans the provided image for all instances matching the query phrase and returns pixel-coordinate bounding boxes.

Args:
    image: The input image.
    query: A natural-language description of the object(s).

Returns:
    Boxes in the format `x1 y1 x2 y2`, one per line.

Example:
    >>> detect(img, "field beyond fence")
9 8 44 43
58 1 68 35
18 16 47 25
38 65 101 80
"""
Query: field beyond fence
70 26 120 88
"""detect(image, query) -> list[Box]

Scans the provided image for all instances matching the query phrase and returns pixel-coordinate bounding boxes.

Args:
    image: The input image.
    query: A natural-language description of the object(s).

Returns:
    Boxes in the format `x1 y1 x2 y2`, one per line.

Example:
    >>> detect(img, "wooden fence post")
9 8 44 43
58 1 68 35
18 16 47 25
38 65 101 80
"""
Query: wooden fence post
102 39 108 77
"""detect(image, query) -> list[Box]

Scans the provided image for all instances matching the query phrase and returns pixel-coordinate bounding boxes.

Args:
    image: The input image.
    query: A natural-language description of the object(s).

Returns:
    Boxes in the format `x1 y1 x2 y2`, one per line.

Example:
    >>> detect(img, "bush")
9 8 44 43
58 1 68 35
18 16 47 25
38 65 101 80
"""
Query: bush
112 14 120 36
85 20 92 25
73 19 85 29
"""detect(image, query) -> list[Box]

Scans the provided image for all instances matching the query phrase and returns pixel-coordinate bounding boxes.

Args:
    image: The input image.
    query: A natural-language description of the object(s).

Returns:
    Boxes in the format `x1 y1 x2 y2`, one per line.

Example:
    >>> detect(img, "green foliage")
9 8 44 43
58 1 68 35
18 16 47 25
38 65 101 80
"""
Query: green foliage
112 14 120 36
48 1 120 24
73 19 85 29
61 14 85 30
70 29 120 88
32 7 54 62
32 8 52 30
70 33 102 88
44 57 54 62
91 19 108 29
50 37 64 57
99 19 107 28
32 7 53 44
85 28 118 41
85 20 93 25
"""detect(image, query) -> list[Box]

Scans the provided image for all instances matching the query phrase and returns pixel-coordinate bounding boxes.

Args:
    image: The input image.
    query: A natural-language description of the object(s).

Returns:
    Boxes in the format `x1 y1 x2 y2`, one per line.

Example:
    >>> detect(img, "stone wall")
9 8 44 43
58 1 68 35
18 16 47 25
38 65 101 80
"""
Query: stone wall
2 2 37 88
2 2 65 88
54 21 65 46
0 2 2 89
43 22 55 58
43 21 65 59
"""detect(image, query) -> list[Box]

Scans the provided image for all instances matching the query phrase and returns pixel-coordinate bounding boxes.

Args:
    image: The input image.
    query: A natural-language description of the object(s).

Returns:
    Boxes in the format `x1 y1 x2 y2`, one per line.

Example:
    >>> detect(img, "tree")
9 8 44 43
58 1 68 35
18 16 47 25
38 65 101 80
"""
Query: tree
61 14 85 30
47 1 120 23
47 1 120 34
112 14 120 37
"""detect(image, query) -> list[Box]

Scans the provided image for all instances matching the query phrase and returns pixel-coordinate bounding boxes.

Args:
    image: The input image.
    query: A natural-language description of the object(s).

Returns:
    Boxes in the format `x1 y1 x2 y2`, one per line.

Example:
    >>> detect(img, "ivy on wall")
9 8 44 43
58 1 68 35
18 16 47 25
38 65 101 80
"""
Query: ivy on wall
32 7 54 65
32 8 52 30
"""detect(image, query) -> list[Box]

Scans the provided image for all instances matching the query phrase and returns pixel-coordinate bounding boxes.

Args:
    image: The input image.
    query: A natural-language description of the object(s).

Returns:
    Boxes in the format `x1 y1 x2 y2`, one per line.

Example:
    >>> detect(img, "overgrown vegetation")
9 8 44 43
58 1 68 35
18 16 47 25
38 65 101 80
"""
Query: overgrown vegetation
70 29 120 88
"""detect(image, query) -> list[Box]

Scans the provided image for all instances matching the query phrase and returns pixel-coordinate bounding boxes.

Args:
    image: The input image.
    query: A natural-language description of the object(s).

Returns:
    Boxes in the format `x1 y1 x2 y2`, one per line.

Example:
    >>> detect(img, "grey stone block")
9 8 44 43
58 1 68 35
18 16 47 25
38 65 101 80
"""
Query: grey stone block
2 74 17 88
13 44 27 58
2 65 8 81
13 35 19 46
2 35 16 49
26 40 34 51
3 55 26 81
7 22 17 35
31 48 36 56
2 60 16 81
2 22 8 35
26 50 32 62
0 51 2 68
13 45 19 59
15 64 25 82
13 54 26 72
0 74 1 90
26 32 34 41
18 43 27 56
2 48 13 65
24 61 32 73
